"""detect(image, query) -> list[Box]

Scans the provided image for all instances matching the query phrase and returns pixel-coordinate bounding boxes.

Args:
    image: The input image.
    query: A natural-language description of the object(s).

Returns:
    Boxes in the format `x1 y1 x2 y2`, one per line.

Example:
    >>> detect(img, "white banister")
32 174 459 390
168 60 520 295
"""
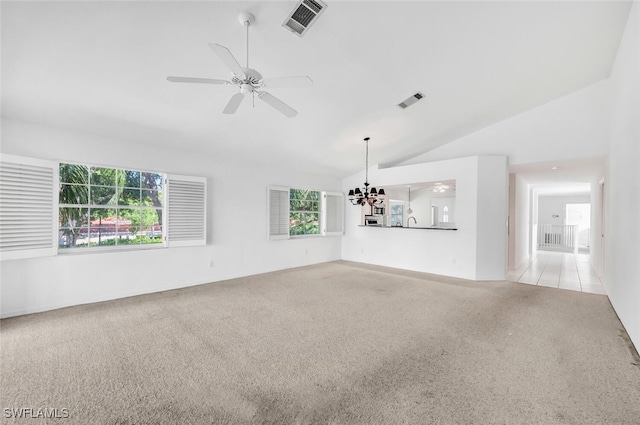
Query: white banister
537 224 578 252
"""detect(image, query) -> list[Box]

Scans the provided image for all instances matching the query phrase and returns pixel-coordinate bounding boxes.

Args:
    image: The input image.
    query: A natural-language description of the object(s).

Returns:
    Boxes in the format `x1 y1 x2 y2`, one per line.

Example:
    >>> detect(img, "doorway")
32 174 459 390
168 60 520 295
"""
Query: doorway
566 203 591 253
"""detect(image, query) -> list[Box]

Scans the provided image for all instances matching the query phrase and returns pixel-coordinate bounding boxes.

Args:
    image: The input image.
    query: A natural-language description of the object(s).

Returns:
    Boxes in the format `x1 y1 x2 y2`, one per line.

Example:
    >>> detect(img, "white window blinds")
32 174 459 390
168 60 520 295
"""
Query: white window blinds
323 191 344 236
268 186 290 240
166 174 207 247
0 154 57 260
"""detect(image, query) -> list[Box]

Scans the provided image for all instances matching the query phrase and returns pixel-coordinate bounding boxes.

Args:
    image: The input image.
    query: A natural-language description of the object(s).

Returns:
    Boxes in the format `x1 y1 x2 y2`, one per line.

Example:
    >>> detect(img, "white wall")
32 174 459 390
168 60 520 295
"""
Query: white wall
508 174 516 267
508 174 531 269
398 78 612 167
589 178 604 278
342 156 507 281
537 195 590 225
475 156 509 280
605 1 640 352
515 175 531 267
397 62 612 274
0 118 343 318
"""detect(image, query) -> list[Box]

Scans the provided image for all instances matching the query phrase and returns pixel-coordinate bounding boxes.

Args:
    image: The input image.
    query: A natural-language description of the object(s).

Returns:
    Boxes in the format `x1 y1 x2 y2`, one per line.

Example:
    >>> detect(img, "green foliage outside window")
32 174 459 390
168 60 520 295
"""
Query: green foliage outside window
290 189 320 236
58 163 164 249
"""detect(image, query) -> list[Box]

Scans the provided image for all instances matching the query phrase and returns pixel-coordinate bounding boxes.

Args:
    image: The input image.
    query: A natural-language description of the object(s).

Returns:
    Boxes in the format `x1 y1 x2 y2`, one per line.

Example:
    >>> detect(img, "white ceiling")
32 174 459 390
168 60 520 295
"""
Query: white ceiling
1 1 632 177
510 156 605 196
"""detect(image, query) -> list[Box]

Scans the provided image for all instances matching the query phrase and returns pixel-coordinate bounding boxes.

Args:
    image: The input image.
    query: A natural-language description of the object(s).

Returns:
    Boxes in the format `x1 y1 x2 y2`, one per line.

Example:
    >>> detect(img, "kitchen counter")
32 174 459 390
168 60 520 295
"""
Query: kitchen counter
358 225 457 230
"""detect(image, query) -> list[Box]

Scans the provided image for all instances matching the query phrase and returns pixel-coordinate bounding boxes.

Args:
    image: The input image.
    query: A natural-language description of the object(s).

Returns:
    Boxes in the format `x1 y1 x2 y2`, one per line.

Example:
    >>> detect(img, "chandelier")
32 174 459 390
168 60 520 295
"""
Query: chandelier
348 137 385 206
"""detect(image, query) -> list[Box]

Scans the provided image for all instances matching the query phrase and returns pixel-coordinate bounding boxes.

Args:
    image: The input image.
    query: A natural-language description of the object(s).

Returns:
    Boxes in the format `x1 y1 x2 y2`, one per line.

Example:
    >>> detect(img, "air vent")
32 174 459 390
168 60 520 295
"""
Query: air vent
397 92 425 109
283 0 327 37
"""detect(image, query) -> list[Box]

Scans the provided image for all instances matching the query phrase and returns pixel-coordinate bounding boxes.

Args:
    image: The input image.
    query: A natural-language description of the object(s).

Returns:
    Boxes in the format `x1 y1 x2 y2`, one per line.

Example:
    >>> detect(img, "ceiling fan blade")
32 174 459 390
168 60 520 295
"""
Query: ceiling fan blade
222 93 245 115
167 76 231 85
257 91 298 118
209 43 246 79
260 76 313 88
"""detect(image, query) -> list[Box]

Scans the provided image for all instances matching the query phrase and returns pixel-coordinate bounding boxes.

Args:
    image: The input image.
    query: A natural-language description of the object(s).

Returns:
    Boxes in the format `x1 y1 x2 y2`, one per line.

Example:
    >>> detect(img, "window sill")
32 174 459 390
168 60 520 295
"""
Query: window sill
290 234 323 239
57 243 165 255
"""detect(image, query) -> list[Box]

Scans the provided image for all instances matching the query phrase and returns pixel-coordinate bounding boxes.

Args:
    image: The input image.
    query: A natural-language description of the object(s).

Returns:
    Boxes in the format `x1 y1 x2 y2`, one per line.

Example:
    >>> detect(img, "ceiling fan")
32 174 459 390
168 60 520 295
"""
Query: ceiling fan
167 12 312 118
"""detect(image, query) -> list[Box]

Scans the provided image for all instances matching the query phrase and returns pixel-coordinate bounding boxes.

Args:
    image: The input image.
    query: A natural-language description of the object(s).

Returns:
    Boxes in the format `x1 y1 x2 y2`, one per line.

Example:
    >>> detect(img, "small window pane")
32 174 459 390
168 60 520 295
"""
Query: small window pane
119 188 141 206
89 208 116 245
142 190 162 207
120 170 141 189
118 209 141 242
90 167 116 186
59 229 87 249
142 172 163 190
59 163 88 184
59 184 88 205
141 208 161 227
141 224 163 244
90 186 116 205
59 207 88 228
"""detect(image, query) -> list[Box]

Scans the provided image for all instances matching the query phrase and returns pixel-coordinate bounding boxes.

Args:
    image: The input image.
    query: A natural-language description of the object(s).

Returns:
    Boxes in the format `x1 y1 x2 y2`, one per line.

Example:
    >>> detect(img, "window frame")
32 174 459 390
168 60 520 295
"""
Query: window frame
58 162 167 252
268 186 344 241
289 188 322 238
389 201 405 227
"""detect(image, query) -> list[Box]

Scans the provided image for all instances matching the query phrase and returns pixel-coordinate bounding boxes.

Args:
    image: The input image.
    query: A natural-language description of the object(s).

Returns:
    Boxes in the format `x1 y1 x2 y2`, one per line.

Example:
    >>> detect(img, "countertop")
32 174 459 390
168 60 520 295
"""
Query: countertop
358 225 457 230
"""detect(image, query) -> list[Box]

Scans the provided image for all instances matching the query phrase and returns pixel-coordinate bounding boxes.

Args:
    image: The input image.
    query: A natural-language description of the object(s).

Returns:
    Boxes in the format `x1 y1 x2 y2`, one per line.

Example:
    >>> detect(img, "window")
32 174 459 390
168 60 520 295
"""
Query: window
59 164 164 249
1 154 207 260
290 189 320 236
268 186 343 240
390 202 404 227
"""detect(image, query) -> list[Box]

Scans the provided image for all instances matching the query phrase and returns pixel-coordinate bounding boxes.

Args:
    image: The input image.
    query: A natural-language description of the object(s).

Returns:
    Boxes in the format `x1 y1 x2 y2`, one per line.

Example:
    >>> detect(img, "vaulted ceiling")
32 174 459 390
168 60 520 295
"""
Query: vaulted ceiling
1 1 632 177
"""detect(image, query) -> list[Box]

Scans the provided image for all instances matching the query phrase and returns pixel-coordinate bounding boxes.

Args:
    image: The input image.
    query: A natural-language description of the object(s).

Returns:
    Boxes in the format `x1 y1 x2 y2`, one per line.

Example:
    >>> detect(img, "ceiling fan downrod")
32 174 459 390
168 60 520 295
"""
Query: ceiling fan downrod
238 12 255 69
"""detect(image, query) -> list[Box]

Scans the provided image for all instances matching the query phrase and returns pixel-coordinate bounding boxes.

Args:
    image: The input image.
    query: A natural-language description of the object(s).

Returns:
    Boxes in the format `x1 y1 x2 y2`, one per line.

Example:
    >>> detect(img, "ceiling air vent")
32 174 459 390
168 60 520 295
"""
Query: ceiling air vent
283 0 327 37
398 92 425 109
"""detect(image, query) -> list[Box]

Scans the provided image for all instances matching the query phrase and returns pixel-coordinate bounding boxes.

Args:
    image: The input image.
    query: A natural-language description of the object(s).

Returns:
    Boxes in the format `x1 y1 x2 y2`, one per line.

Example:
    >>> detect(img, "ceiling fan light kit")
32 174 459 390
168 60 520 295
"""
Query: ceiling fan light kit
167 12 312 118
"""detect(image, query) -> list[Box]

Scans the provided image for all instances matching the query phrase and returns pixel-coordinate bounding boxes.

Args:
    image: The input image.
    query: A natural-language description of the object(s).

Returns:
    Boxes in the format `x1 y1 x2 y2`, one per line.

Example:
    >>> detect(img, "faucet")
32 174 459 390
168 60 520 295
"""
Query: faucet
407 217 417 227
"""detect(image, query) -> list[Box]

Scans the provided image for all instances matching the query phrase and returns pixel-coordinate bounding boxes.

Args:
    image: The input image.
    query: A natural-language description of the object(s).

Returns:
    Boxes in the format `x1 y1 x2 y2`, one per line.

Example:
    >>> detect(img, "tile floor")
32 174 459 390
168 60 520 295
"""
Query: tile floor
508 250 606 295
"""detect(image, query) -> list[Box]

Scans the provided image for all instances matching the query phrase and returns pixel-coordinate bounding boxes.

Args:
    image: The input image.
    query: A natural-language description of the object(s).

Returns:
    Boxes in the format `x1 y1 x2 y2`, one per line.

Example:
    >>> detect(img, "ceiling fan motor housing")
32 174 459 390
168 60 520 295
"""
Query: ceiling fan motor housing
232 68 263 87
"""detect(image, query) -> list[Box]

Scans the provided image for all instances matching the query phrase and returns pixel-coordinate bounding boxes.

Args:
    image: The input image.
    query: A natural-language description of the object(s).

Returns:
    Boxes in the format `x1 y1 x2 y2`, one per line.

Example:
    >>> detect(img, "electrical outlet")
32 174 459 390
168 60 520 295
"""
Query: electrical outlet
208 260 214 268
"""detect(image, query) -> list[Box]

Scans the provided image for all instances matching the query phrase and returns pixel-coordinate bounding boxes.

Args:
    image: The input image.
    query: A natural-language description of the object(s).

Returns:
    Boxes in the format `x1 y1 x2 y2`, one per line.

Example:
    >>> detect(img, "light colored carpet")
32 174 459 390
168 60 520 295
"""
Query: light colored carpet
1 260 639 424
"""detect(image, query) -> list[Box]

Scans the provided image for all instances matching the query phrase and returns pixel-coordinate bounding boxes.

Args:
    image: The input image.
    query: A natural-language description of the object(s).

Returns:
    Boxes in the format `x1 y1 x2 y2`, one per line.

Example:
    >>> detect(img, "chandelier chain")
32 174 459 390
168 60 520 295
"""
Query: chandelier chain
347 136 384 208
365 138 369 186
